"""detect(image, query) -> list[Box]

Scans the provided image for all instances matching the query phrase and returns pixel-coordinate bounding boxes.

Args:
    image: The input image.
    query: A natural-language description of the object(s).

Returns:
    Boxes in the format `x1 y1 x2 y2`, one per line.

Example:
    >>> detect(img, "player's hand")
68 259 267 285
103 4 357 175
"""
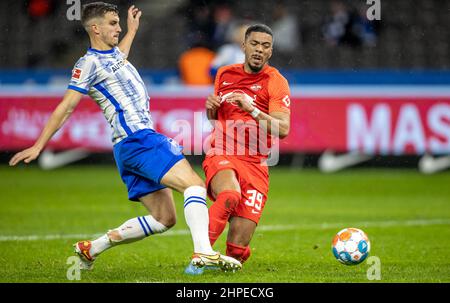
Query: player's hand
127 5 142 33
9 146 41 166
206 94 221 110
227 93 254 113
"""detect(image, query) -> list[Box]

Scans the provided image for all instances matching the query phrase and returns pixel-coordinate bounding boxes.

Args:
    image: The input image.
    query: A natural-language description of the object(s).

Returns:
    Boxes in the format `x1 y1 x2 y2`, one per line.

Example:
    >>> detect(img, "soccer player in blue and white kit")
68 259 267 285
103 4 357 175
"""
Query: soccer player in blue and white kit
9 2 241 273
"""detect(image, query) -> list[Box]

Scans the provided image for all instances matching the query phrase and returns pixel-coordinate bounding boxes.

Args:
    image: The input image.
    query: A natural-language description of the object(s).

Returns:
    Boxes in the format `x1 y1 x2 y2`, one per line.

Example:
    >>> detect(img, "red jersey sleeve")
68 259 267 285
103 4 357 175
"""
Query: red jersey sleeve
214 66 227 95
268 71 291 114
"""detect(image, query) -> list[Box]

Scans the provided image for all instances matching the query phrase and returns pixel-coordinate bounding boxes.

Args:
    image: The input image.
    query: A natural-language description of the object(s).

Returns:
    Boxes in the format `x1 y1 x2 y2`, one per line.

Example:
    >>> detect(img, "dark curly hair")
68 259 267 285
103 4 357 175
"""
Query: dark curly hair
245 24 273 40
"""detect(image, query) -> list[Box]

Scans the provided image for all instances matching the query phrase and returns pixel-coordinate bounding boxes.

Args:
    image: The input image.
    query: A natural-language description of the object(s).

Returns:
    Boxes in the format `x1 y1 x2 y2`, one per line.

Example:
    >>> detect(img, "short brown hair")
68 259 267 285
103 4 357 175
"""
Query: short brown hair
81 2 119 29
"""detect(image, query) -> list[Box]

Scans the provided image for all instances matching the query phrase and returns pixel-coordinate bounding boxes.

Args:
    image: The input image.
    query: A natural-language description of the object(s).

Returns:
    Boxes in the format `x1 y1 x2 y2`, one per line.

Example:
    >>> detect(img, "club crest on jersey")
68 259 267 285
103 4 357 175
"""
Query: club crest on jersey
250 84 262 91
71 68 82 80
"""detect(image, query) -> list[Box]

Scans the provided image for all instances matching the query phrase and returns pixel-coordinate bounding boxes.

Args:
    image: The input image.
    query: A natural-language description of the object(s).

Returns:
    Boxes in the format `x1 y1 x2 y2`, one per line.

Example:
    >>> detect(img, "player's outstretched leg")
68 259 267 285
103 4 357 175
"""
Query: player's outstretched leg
73 214 170 270
185 189 241 275
161 159 242 273
74 188 175 270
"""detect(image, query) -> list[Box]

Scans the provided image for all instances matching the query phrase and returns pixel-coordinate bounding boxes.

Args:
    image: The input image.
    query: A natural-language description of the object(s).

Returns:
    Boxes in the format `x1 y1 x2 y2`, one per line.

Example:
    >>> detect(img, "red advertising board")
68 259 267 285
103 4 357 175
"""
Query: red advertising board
1 92 449 155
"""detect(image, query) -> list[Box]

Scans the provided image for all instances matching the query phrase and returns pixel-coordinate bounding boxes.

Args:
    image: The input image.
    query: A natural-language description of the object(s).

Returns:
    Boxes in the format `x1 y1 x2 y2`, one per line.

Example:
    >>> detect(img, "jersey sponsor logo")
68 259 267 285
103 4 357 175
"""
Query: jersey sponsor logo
282 95 291 107
218 160 230 165
71 68 82 80
222 81 233 86
220 90 256 107
111 60 125 73
250 84 262 91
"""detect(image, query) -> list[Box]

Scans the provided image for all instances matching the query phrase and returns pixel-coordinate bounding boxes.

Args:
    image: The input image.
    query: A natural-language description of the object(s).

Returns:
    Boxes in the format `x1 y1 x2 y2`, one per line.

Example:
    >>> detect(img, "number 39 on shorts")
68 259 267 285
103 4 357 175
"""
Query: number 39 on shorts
244 189 264 212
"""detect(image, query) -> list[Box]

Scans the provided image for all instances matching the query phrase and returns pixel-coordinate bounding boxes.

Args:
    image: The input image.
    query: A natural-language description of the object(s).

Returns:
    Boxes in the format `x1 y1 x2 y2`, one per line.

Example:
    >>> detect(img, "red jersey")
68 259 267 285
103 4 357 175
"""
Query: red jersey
207 63 291 162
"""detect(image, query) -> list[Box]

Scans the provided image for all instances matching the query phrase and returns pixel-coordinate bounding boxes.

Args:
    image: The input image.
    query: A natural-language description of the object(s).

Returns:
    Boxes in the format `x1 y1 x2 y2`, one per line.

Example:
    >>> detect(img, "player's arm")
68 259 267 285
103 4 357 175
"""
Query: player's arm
261 111 290 139
118 5 142 58
227 93 290 138
206 66 226 121
206 94 220 121
9 89 83 166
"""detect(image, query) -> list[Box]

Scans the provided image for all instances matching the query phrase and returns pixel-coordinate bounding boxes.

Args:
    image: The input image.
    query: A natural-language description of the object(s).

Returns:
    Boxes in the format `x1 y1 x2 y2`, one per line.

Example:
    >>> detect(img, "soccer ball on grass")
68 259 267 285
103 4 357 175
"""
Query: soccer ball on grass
332 228 370 265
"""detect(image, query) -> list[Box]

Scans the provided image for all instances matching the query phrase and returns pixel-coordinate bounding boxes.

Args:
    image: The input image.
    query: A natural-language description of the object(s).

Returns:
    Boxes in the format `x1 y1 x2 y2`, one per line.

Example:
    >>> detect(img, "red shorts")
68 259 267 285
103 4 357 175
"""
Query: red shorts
202 155 269 224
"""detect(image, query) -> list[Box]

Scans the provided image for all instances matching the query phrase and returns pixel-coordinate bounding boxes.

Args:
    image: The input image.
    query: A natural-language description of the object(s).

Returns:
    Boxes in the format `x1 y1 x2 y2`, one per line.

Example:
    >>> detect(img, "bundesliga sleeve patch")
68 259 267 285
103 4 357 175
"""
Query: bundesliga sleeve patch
71 68 82 80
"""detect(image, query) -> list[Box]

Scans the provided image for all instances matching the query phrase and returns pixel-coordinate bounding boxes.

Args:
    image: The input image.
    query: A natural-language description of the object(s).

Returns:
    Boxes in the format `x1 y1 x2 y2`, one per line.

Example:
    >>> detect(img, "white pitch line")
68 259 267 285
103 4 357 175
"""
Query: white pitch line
0 218 449 242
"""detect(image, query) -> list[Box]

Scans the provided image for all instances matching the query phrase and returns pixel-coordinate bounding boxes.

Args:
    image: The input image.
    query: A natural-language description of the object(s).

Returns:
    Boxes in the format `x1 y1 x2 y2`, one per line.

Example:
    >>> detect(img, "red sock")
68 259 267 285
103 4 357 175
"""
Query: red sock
226 242 251 263
208 190 240 245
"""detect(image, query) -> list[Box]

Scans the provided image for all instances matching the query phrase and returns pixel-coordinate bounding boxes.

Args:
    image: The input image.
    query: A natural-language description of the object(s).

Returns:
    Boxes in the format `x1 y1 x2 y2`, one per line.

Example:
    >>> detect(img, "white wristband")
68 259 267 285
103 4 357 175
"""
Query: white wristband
250 107 261 118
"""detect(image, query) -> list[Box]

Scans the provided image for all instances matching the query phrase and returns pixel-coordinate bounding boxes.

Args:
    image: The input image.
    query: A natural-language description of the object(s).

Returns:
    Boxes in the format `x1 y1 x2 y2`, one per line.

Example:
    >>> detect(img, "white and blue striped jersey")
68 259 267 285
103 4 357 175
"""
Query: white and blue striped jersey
68 47 153 144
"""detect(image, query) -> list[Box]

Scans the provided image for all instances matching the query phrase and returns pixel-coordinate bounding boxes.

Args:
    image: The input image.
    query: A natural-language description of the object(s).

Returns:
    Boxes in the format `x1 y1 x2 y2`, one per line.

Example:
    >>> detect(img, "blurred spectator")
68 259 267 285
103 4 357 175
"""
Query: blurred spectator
183 2 215 49
322 0 363 47
271 1 300 54
179 39 215 86
209 23 248 78
26 0 56 21
354 4 381 47
211 3 238 50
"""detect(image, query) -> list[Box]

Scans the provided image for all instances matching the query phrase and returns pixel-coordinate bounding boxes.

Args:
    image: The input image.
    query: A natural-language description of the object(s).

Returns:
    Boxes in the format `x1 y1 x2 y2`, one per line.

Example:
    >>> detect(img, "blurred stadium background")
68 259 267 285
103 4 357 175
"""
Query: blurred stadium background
0 0 449 172
0 0 449 282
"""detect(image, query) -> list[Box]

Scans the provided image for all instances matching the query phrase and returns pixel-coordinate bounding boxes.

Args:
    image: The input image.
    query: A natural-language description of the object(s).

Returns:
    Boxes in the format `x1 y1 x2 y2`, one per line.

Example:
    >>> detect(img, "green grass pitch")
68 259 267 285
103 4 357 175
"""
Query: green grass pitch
0 165 449 282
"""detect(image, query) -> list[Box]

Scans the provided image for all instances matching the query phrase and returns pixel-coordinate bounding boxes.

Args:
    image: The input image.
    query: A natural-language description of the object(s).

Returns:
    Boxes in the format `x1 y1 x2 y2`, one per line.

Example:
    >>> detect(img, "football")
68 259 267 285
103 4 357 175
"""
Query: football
332 228 370 265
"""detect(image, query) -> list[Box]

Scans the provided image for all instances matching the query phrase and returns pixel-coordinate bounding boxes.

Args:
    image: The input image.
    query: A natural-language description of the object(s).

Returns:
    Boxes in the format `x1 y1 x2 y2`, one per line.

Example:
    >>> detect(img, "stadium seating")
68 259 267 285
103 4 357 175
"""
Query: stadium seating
0 0 448 70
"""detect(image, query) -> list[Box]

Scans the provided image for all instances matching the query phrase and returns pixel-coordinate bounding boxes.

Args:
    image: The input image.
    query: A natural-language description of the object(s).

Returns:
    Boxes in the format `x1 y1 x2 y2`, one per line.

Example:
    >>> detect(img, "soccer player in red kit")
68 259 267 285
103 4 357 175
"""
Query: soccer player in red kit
204 24 291 265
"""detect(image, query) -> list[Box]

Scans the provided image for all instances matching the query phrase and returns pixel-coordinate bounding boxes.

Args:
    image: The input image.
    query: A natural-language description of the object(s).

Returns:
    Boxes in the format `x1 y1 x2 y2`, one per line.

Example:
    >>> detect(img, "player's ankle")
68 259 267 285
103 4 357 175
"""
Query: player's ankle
107 230 122 242
226 242 251 263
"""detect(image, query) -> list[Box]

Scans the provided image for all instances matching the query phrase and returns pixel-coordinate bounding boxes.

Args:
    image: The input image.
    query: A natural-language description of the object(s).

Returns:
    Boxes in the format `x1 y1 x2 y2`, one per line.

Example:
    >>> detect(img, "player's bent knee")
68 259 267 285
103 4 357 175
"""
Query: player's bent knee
226 242 252 263
184 172 205 189
161 216 176 229
152 213 176 229
180 175 206 194
216 190 241 209
163 172 205 193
